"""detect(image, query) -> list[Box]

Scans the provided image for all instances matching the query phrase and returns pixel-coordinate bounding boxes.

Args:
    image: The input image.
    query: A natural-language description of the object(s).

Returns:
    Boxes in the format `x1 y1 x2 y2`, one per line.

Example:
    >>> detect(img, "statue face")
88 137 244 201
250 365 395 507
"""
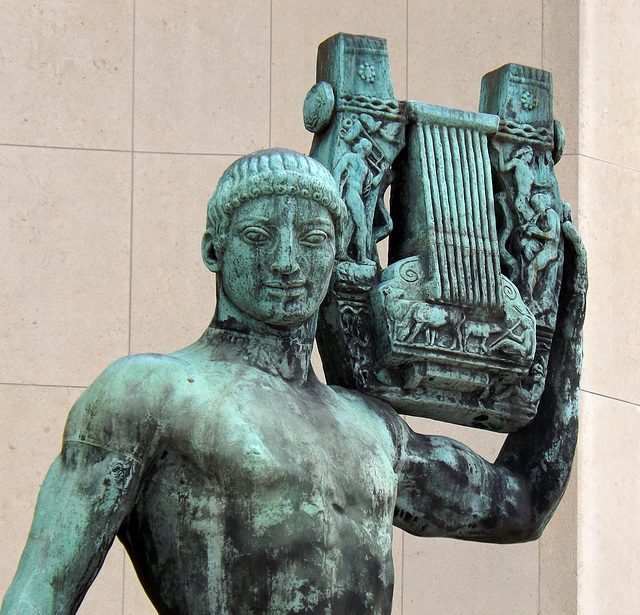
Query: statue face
219 195 336 327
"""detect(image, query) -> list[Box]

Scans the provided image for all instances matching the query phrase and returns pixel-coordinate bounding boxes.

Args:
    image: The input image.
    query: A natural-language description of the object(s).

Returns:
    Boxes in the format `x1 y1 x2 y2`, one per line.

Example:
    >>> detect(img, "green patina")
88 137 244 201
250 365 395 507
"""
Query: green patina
1 34 586 615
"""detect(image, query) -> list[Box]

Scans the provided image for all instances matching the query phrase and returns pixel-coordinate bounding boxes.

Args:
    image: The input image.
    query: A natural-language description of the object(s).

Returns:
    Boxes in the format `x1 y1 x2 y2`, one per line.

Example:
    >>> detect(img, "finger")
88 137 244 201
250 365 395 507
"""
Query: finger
562 221 588 288
558 222 588 336
563 202 574 223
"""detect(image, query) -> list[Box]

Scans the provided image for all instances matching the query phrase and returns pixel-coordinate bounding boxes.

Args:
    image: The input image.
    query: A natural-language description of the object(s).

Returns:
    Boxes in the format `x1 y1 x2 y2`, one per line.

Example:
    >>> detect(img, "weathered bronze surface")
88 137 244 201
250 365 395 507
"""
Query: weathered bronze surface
310 34 574 432
1 34 586 615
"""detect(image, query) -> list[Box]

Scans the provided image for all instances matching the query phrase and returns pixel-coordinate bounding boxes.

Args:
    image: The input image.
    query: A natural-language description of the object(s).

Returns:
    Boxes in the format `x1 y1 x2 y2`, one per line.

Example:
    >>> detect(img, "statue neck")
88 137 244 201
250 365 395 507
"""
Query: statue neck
202 289 317 384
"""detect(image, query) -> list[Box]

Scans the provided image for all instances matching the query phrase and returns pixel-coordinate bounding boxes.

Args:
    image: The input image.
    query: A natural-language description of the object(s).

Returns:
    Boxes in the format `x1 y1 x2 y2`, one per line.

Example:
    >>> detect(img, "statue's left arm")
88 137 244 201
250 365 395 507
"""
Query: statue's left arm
394 219 587 543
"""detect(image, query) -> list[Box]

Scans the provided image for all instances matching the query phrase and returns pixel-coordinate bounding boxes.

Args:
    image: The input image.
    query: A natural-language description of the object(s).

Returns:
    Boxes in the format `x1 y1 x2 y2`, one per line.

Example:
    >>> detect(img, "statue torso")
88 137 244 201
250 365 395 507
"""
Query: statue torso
117 348 404 614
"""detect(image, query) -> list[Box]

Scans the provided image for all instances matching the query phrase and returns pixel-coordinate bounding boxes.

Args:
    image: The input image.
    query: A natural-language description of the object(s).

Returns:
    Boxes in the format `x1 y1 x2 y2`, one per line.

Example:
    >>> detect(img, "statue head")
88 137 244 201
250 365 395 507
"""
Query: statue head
202 149 348 327
512 144 534 164
203 149 347 266
354 138 373 157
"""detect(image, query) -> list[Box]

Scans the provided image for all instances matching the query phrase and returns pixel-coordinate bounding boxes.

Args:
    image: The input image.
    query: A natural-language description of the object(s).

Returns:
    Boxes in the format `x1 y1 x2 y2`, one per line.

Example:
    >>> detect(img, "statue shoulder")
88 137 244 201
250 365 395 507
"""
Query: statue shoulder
330 384 401 419
329 385 410 471
62 353 197 463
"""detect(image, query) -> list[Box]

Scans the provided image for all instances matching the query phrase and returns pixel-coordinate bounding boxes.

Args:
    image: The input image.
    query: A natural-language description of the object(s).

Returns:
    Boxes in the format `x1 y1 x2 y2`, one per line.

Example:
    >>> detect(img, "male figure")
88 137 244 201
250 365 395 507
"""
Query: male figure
523 194 562 299
333 138 380 264
502 144 536 220
1 149 586 615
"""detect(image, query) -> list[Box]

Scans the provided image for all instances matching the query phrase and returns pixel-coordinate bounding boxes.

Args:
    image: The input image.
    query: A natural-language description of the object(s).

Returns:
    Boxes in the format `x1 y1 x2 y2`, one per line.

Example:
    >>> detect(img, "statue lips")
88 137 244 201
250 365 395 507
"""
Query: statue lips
264 280 307 299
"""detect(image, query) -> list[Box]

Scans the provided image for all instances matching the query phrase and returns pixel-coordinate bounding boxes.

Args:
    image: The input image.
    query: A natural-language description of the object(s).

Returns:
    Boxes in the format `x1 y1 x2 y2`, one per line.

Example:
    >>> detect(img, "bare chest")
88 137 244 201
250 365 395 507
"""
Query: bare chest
122 381 399 613
171 381 399 514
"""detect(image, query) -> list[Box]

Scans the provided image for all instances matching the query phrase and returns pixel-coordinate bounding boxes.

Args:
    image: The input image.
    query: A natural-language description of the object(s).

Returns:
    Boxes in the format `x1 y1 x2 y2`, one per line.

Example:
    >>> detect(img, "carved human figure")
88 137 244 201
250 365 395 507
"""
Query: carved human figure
501 144 536 220
498 144 564 309
488 321 536 358
1 149 586 615
525 195 561 298
515 361 548 404
333 138 380 263
509 195 560 306
338 114 364 144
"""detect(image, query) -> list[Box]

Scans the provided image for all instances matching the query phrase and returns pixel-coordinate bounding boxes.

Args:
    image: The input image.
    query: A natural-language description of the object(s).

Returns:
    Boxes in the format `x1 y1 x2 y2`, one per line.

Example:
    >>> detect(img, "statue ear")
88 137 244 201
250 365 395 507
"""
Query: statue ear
202 230 221 273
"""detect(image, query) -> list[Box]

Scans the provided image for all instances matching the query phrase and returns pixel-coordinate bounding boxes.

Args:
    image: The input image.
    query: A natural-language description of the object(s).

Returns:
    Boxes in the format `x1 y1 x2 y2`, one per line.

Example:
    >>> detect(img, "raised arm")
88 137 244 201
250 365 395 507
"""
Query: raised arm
394 218 587 543
1 356 163 614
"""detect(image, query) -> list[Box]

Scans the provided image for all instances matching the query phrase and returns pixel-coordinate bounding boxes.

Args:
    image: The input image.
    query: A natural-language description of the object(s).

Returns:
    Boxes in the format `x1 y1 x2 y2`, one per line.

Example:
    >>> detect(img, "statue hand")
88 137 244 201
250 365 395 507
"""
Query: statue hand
559 217 588 339
493 209 585 535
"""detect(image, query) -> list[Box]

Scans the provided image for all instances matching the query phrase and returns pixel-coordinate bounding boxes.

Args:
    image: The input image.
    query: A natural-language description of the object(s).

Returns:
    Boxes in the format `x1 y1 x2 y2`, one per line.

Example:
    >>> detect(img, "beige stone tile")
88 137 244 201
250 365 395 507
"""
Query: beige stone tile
134 1 270 155
123 551 158 615
0 384 125 613
0 1 133 150
408 0 543 113
271 0 408 155
539 467 577 614
580 1 640 170
577 157 640 404
0 146 131 387
577 392 640 614
402 535 538 614
311 343 326 383
542 0 580 156
129 153 232 355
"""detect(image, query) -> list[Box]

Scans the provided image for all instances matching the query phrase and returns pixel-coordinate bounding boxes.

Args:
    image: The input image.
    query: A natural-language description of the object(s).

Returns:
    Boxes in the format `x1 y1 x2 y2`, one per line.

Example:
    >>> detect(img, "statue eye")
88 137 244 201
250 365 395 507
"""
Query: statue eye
241 226 271 244
300 230 329 246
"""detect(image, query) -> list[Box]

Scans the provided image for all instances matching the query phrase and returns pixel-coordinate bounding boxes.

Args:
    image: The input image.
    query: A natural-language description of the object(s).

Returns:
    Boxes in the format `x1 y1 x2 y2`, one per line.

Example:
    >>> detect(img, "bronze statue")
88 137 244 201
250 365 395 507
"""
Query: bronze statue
1 35 586 615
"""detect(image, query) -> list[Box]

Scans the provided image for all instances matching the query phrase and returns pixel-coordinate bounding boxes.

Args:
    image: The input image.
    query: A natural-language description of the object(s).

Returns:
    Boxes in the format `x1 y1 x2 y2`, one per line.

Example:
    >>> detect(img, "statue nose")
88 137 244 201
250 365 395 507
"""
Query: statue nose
270 238 300 275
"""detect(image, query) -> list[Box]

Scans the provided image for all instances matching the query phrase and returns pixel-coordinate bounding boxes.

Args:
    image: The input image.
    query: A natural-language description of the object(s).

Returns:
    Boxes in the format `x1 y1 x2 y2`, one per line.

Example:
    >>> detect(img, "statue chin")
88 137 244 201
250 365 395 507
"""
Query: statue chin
215 285 320 337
